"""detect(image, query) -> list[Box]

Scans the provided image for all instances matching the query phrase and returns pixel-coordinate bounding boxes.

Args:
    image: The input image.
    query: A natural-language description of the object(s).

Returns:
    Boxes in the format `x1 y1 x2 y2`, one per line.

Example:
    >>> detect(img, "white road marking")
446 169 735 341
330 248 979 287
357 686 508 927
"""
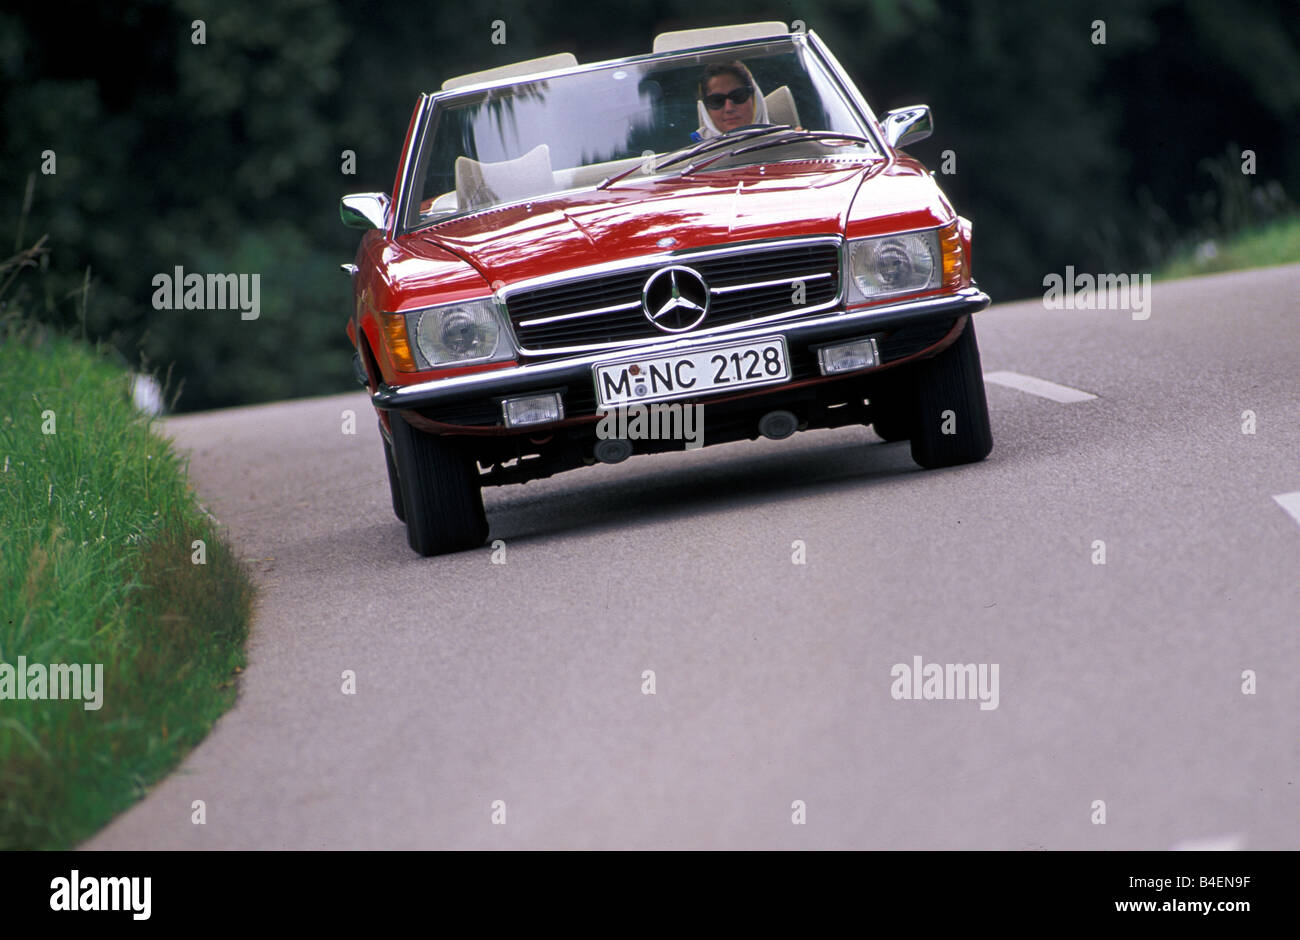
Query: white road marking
1171 833 1245 851
983 370 1097 403
1273 492 1300 527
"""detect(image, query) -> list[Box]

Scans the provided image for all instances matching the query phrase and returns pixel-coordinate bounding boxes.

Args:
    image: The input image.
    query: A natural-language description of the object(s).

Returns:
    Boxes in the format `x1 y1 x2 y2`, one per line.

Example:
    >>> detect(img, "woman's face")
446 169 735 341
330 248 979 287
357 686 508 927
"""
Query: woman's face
704 73 756 133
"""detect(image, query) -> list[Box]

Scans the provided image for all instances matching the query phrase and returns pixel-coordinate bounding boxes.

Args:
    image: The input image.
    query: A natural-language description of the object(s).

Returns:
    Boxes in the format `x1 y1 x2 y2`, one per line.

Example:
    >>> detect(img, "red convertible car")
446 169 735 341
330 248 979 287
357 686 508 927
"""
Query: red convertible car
342 22 992 556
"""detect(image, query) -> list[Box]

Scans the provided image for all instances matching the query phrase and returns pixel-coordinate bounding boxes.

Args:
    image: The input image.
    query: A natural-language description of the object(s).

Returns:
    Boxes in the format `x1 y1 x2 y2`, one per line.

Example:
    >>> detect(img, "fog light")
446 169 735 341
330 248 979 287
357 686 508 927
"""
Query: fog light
502 393 564 428
817 337 879 375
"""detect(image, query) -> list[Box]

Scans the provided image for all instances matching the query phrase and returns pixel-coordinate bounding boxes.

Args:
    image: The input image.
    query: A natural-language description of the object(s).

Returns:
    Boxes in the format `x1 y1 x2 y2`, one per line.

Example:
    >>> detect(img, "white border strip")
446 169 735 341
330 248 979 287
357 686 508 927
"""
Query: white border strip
1170 833 1244 851
983 370 1097 403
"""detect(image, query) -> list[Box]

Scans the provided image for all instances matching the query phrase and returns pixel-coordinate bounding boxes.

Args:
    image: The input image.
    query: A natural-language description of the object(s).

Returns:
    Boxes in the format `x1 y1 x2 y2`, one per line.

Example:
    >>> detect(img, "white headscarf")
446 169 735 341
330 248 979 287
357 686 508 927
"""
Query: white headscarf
695 73 769 140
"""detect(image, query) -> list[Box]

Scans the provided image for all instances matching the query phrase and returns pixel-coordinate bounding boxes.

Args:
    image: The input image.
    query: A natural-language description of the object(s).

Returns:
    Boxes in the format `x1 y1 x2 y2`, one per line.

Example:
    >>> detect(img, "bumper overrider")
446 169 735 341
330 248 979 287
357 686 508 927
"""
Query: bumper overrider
374 286 989 427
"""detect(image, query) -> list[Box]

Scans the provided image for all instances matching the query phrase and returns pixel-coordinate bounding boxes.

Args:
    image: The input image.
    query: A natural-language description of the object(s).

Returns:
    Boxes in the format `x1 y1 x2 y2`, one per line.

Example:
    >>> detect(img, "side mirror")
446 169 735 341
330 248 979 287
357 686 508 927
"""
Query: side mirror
881 105 933 149
340 192 390 230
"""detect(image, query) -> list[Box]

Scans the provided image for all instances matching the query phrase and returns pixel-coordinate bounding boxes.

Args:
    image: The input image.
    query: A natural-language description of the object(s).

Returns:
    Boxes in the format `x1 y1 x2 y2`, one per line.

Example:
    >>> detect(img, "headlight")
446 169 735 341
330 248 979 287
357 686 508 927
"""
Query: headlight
848 230 940 300
406 298 511 368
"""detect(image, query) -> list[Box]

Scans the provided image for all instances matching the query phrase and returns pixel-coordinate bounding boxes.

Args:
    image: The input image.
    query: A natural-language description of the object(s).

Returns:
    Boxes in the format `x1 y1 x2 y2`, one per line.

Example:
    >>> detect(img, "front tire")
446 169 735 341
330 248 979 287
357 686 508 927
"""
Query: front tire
869 368 916 442
389 413 488 556
909 318 993 469
381 425 405 522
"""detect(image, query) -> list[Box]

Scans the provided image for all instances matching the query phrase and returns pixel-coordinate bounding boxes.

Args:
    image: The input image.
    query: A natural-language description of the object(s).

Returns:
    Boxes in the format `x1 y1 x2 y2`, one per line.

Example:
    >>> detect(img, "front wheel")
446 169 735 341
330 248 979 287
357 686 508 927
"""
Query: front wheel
381 425 405 522
388 413 488 556
909 318 993 469
869 368 916 442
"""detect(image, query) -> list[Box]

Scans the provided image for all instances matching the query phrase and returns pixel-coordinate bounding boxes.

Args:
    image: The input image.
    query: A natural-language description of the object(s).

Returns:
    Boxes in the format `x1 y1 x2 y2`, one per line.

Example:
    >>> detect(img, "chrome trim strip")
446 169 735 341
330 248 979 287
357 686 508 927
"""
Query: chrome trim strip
517 299 842 358
710 271 833 294
376 288 989 406
428 34 803 99
394 94 433 236
502 235 844 356
805 31 887 155
499 234 843 301
513 295 842 356
506 299 842 358
514 269 836 328
518 301 641 328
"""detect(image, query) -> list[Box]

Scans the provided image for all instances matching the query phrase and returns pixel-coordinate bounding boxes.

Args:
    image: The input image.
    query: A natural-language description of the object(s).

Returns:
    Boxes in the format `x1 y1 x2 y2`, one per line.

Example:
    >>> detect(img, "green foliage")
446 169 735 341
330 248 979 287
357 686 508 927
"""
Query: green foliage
0 315 253 849
1156 213 1300 280
2 0 1299 411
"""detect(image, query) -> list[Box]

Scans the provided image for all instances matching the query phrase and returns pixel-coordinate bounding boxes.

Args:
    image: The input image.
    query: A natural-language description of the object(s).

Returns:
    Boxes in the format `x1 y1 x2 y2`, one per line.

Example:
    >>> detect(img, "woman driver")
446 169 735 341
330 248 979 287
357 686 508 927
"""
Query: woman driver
691 61 770 141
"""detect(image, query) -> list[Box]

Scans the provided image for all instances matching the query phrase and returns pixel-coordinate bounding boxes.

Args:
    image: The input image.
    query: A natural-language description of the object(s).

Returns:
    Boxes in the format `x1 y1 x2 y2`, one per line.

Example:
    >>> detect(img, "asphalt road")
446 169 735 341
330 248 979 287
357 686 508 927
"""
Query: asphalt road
87 265 1300 849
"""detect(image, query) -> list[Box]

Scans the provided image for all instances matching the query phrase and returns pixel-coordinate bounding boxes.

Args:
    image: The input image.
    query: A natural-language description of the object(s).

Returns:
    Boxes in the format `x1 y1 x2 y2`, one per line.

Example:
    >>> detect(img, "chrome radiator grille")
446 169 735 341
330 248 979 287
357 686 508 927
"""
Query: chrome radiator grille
504 238 842 354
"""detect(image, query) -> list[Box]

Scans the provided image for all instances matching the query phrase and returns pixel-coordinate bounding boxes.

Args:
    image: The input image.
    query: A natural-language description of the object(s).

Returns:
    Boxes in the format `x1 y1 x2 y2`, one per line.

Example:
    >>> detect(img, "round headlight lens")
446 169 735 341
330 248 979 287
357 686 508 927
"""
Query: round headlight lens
414 300 500 365
440 312 484 355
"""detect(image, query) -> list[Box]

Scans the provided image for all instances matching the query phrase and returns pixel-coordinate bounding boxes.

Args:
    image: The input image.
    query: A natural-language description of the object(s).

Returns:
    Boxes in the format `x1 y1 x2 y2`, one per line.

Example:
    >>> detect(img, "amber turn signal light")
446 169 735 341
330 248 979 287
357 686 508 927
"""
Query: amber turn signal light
940 221 966 290
381 313 418 372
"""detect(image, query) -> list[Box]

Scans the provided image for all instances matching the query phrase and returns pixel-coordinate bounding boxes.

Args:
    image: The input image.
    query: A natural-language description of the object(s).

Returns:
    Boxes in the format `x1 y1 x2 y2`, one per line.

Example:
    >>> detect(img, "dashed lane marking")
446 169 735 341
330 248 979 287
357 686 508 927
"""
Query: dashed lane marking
1272 492 1300 528
983 370 1098 403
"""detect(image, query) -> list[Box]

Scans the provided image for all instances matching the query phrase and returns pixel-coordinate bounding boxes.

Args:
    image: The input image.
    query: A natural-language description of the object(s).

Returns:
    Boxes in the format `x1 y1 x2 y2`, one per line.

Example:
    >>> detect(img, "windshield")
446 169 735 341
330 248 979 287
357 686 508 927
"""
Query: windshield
404 39 874 230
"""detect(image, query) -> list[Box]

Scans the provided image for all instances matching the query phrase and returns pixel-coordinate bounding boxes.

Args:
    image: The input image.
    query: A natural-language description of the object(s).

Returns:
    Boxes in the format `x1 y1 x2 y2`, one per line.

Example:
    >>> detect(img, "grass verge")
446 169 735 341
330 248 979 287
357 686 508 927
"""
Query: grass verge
0 318 254 849
1156 214 1300 280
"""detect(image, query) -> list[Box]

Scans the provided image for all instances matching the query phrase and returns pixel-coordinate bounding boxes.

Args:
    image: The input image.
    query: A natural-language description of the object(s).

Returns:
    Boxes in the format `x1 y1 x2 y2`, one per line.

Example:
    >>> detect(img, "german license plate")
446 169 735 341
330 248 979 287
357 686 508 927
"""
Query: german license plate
593 337 790 408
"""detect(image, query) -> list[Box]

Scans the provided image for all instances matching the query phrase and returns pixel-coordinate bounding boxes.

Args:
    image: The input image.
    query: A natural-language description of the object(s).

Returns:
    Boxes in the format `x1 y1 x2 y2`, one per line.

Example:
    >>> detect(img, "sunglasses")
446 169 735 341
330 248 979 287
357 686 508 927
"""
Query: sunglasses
702 86 754 110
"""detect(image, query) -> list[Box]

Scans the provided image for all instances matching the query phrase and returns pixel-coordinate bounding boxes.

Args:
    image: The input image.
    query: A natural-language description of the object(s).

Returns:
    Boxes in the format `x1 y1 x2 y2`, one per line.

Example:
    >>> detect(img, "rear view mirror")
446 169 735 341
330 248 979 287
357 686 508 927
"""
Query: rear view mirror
881 105 933 149
340 193 390 230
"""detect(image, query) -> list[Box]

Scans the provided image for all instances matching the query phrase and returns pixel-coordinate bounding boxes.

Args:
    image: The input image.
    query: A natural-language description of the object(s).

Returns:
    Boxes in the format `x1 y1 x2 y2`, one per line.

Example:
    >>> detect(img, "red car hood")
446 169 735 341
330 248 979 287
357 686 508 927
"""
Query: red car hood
398 158 951 291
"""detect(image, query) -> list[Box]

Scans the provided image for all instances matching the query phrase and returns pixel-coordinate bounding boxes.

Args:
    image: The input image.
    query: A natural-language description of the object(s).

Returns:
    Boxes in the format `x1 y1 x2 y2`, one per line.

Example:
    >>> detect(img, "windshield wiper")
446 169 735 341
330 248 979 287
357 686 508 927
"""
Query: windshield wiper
596 124 792 190
661 130 877 180
655 125 794 170
718 130 876 160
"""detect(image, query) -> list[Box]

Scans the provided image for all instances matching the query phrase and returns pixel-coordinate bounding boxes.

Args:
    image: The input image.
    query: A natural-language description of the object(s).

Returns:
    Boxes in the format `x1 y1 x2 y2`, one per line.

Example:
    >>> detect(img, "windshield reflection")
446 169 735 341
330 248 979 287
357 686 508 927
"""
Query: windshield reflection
407 39 873 229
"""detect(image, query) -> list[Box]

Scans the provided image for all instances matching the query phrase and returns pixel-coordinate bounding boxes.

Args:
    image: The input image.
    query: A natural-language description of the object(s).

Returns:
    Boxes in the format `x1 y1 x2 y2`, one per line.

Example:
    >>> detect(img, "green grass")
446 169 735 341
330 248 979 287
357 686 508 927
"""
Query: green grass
0 318 254 849
1157 214 1300 280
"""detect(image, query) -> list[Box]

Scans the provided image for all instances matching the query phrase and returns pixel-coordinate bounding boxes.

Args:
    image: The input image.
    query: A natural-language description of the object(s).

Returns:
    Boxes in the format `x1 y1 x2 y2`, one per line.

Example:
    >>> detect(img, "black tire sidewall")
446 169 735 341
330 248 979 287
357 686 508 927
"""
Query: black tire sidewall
389 413 488 555
381 427 406 523
909 318 994 469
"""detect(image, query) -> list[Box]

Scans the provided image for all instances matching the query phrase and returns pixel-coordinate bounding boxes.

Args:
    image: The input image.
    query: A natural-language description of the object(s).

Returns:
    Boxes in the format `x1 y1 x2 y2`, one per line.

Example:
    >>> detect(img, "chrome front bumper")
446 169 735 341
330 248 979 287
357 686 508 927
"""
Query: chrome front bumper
372 287 990 411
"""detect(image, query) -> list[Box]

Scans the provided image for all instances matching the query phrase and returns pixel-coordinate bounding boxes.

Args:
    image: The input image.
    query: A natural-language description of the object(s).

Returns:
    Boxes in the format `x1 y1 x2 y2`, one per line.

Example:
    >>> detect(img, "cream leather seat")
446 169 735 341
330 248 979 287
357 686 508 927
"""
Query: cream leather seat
442 53 578 91
454 144 553 211
652 22 787 53
764 85 801 129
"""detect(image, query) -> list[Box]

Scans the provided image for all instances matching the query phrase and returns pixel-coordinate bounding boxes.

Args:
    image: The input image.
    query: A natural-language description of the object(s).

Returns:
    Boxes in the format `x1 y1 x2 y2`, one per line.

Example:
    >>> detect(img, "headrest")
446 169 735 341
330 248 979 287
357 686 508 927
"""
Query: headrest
652 22 788 53
763 85 801 128
454 144 553 211
442 53 578 91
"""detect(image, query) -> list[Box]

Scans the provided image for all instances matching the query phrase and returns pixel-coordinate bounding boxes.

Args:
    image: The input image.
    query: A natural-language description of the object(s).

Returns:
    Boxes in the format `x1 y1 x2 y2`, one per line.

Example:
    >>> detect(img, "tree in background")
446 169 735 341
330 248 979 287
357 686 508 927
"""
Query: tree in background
2 0 1297 411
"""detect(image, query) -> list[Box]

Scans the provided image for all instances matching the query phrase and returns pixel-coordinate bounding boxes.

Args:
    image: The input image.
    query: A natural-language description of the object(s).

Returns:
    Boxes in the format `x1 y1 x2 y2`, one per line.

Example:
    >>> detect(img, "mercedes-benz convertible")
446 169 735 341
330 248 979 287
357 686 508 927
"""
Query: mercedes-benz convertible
342 21 993 555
